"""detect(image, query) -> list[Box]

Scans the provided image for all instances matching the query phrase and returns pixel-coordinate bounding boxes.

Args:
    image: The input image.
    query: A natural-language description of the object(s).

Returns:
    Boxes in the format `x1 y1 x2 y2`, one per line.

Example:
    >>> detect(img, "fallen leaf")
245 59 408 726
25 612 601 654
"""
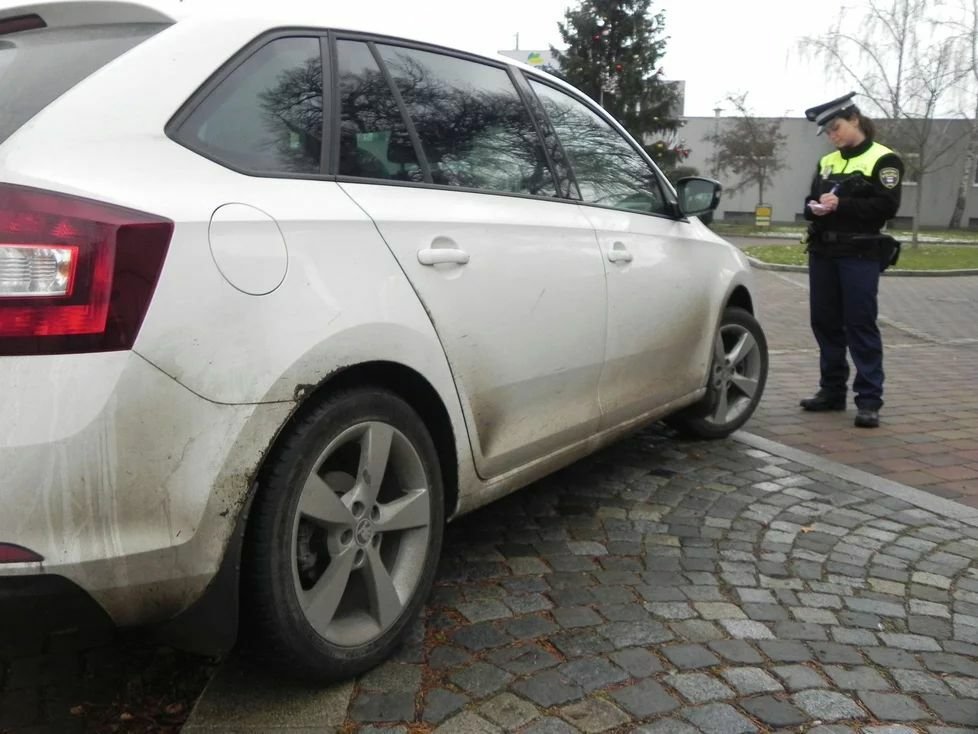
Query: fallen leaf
69 705 85 716
120 712 135 722
800 526 814 533
164 702 184 716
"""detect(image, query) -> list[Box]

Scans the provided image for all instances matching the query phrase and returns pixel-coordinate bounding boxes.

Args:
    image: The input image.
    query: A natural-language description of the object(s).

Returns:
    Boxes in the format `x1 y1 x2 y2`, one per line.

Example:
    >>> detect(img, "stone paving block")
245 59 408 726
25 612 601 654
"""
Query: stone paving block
456 599 516 624
694 602 747 620
720 619 776 639
601 620 674 648
740 694 808 727
520 715 579 733
708 640 764 664
793 690 867 721
773 663 830 690
504 613 558 640
720 666 784 695
505 593 553 614
646 602 697 620
944 676 978 699
452 622 512 651
432 710 502 733
775 621 829 641
921 653 978 677
557 656 627 692
449 662 513 699
610 647 664 677
633 718 699 734
757 639 814 662
552 606 602 629
865 647 923 670
349 691 416 723
662 643 721 670
487 643 560 675
681 702 759 733
812 642 867 665
665 672 735 703
880 633 943 652
511 670 582 708
892 668 953 695
858 692 932 721
610 679 680 717
557 697 629 733
477 692 540 730
422 688 469 724
669 620 725 642
550 629 615 658
823 665 892 691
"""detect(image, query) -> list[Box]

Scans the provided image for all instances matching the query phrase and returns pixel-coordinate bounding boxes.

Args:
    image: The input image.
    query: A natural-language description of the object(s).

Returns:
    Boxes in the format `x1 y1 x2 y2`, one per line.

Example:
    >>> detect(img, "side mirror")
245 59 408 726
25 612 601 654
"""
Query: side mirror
675 177 722 218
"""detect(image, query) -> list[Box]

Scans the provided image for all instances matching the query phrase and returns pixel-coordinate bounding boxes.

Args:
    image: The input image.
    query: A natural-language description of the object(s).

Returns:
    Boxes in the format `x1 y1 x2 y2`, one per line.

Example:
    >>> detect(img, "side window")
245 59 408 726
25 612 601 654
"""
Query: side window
375 45 557 197
530 80 667 215
177 37 322 174
335 40 422 182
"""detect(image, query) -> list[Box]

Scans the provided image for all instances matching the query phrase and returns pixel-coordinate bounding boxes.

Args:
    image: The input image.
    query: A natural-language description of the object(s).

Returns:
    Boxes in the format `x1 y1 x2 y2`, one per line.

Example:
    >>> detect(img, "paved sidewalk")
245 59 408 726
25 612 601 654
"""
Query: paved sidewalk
745 265 978 507
185 425 978 733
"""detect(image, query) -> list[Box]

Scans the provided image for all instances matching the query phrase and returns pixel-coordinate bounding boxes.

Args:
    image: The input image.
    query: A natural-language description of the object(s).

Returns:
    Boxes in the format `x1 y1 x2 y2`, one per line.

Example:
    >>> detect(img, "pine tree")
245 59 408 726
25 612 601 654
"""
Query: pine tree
551 0 681 153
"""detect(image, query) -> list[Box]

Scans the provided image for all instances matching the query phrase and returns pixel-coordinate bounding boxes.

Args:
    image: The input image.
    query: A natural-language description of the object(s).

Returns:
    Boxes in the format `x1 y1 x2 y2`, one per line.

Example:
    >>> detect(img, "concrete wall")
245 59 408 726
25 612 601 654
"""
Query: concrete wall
680 116 978 229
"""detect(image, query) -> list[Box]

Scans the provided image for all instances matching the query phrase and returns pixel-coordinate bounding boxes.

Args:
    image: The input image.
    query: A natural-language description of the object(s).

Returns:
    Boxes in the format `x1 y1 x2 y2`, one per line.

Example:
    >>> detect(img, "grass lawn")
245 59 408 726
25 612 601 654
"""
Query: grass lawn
742 243 978 270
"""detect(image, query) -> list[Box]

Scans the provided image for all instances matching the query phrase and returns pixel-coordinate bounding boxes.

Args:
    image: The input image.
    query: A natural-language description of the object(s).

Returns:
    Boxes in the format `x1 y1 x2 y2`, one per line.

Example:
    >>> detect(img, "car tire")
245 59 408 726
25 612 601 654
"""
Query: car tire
243 387 444 681
666 306 768 439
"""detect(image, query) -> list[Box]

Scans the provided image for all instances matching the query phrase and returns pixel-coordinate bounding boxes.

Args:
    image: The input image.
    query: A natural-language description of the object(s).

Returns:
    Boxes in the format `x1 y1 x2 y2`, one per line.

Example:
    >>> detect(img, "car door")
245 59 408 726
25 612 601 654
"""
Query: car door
529 79 718 428
333 39 607 479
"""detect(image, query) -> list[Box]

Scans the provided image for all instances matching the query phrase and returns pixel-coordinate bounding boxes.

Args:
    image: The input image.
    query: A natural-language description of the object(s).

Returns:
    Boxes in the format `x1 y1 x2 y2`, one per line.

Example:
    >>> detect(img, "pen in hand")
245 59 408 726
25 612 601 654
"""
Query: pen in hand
808 183 839 215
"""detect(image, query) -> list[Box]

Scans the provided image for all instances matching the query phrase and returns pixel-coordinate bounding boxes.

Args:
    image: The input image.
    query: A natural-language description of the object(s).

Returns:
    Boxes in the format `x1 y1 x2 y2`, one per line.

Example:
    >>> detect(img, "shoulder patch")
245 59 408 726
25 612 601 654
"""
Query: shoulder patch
879 166 900 189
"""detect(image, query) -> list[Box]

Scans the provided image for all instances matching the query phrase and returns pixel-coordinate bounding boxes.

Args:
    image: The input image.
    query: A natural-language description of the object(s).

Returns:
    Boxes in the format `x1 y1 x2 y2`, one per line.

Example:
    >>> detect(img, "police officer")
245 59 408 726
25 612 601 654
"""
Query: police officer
799 92 903 428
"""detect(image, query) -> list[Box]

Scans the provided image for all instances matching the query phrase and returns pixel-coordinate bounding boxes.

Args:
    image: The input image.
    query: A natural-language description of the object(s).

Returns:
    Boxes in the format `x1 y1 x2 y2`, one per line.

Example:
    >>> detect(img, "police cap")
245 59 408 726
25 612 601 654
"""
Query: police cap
804 92 858 134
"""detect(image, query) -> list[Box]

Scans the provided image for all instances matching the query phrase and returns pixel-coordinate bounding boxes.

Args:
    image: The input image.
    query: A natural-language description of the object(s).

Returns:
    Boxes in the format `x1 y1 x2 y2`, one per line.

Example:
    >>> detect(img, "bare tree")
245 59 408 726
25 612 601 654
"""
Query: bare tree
802 0 966 243
703 94 786 208
942 0 978 229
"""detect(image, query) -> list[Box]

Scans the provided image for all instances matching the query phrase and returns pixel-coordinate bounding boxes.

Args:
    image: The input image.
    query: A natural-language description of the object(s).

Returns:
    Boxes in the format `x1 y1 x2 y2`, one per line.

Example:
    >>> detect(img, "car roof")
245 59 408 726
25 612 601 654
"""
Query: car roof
0 0 580 98
1 1 532 69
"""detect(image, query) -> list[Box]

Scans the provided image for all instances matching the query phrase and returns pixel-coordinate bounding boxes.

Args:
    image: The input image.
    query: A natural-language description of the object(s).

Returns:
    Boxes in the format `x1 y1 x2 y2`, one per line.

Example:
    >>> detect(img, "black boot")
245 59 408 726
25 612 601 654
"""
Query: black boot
854 408 880 428
799 392 846 412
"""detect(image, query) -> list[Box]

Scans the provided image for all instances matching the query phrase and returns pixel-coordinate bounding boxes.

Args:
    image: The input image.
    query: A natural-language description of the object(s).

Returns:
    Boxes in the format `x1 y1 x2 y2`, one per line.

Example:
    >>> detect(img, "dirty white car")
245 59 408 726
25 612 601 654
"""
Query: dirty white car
0 1 768 680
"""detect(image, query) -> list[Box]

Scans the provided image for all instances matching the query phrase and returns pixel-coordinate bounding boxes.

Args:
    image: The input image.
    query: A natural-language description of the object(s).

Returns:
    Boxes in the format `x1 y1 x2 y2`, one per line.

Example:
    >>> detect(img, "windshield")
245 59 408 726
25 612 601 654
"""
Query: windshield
0 23 167 144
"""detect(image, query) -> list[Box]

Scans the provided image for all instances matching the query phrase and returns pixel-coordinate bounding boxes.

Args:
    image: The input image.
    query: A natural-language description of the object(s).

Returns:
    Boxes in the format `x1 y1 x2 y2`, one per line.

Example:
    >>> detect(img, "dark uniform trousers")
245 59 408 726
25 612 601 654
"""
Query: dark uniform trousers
808 251 884 410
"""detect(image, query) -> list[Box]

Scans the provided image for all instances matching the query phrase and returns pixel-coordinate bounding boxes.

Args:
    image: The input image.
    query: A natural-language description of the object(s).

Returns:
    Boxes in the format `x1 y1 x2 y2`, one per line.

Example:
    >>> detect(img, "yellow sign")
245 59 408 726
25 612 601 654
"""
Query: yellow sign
755 205 772 228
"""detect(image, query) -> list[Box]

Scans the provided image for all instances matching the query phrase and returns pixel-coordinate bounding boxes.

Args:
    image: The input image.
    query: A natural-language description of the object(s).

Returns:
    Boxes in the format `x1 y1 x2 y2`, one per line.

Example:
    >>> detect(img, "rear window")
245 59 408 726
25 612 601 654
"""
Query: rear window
0 23 167 144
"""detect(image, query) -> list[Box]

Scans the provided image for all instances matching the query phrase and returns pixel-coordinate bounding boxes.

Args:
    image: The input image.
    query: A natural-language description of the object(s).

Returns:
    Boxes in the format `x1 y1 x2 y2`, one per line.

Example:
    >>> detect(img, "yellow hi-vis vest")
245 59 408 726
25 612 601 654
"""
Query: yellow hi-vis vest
819 142 895 179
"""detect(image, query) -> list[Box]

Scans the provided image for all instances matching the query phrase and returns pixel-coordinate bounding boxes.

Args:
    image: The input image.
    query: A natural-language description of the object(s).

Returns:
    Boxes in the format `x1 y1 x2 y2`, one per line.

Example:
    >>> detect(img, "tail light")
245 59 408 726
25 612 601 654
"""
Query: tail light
0 183 172 356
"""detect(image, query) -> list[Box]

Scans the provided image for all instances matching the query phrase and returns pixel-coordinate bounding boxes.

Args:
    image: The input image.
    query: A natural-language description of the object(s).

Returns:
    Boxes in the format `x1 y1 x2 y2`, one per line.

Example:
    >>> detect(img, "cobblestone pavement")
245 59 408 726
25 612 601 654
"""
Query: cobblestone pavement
185 425 978 733
743 265 978 507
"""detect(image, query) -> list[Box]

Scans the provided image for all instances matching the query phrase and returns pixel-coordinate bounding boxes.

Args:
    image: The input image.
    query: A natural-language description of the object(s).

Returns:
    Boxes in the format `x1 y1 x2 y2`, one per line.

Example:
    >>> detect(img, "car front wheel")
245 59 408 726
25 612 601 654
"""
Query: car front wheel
667 306 768 439
243 387 444 681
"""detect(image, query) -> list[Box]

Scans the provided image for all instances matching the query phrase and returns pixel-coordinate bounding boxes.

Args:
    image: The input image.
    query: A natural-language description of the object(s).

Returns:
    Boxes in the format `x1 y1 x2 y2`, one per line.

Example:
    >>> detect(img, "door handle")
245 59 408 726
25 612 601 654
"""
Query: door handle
417 247 470 266
607 242 633 263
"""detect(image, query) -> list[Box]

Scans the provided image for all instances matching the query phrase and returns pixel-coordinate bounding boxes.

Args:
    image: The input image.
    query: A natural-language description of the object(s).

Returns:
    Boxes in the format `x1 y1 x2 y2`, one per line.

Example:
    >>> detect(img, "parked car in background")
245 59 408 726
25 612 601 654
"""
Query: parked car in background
0 1 768 681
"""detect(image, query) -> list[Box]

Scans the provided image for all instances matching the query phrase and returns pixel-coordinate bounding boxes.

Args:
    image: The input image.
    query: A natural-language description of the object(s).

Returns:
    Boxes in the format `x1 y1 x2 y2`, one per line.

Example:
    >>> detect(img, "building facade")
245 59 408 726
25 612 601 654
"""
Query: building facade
681 116 978 229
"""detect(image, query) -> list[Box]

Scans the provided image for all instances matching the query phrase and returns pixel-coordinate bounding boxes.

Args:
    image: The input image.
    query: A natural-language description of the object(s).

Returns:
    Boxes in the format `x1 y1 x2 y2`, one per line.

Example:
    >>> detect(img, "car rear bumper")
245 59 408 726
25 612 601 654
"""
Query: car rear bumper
0 350 292 626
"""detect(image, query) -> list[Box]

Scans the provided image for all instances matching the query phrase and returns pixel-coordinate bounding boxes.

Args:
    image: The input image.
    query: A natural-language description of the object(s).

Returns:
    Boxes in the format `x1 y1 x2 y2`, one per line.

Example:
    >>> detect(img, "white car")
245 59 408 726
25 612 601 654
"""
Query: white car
0 1 768 680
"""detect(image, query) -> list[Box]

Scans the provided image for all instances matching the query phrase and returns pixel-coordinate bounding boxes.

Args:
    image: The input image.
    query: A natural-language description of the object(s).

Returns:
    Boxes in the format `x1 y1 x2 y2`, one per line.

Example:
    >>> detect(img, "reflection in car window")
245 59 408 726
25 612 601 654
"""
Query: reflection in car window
530 81 666 214
180 37 322 174
336 40 422 182
375 45 557 197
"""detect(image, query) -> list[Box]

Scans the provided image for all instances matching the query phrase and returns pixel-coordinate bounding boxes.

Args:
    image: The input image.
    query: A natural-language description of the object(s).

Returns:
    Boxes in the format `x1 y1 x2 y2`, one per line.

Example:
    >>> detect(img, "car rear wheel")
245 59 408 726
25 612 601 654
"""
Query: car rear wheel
243 387 444 681
667 306 768 439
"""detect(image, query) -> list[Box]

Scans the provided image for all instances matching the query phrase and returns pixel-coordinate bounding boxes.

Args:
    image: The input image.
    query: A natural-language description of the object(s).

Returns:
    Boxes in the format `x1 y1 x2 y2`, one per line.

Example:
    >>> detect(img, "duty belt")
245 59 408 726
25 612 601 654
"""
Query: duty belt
817 231 881 244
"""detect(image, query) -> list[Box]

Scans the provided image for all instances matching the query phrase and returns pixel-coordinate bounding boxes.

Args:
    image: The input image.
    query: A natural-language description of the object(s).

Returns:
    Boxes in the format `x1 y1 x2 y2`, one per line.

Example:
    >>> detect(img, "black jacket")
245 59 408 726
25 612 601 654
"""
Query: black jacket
804 138 903 256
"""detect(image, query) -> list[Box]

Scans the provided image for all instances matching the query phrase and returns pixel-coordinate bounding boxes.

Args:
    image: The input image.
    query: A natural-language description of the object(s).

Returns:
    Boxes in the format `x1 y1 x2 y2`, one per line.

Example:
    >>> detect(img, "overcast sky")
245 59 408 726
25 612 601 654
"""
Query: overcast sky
464 0 850 119
36 0 859 119
152 0 853 118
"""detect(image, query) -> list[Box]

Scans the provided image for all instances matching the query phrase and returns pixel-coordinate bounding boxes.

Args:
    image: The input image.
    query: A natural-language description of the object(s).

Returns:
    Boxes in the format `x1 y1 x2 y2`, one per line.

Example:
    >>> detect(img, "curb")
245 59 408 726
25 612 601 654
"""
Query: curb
734 431 978 528
744 256 978 277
